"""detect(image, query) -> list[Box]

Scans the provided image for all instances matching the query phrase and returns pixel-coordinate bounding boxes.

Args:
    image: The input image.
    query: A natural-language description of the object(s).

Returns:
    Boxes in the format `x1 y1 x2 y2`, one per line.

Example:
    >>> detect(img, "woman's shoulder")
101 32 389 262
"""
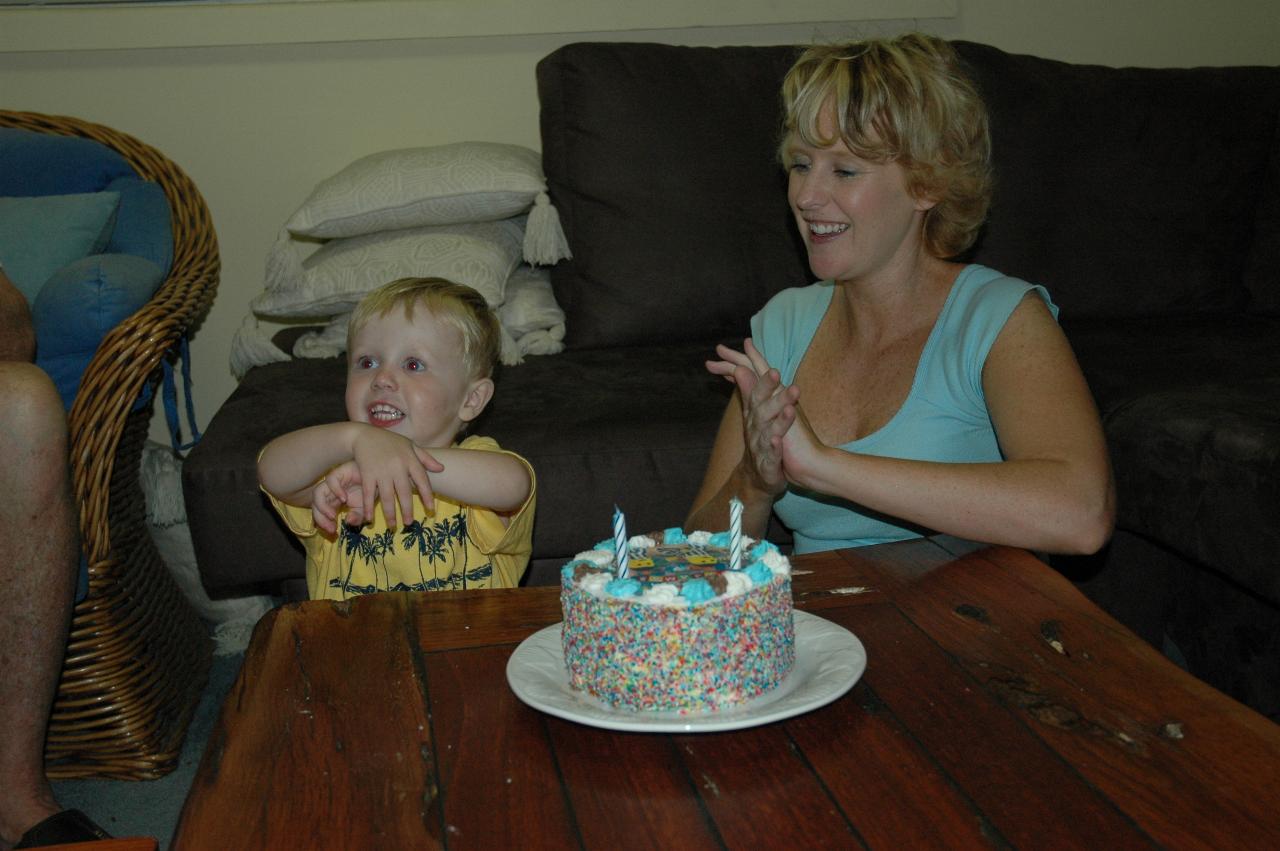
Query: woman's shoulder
750 282 834 375
953 264 1058 319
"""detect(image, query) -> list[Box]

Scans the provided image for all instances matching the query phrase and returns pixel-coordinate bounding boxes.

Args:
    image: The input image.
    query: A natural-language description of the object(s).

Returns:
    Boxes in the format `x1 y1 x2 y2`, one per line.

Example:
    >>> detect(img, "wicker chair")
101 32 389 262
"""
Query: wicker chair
0 110 218 779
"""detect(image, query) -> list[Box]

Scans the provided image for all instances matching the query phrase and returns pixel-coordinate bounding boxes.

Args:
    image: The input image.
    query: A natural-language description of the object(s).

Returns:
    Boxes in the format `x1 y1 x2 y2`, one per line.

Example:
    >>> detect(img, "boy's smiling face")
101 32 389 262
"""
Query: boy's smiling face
345 305 490 448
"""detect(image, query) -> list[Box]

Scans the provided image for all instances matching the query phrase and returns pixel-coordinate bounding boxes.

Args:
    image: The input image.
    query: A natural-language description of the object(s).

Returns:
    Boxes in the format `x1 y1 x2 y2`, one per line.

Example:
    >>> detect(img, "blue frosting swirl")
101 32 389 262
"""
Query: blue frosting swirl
605 577 643 597
663 527 687 545
561 560 594 581
750 540 779 559
746 561 773 585
680 579 716 604
708 531 731 547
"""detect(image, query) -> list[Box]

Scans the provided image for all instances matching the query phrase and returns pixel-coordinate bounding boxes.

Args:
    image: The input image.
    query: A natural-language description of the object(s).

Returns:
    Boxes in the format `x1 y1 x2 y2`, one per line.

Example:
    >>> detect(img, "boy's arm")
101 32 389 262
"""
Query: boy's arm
260 422 445 528
258 422 368 505
426 447 532 515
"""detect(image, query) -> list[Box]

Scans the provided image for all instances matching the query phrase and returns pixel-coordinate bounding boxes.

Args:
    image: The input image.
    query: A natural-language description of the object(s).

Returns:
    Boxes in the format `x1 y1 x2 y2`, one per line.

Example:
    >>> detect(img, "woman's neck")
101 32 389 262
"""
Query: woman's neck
832 255 960 345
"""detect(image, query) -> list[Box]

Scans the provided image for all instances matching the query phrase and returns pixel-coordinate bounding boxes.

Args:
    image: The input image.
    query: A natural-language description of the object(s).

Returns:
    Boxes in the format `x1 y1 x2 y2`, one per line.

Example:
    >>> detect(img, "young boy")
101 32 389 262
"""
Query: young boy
258 277 535 600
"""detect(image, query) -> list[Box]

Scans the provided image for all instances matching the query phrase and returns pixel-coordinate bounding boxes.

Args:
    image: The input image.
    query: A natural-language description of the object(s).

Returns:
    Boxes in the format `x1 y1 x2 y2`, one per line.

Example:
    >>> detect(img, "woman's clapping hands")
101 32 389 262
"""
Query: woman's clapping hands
706 338 824 494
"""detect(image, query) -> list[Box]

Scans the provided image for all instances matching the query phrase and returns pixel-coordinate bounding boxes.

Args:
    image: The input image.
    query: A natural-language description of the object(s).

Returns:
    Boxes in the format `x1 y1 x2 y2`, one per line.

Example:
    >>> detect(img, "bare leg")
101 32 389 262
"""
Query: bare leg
0 363 78 848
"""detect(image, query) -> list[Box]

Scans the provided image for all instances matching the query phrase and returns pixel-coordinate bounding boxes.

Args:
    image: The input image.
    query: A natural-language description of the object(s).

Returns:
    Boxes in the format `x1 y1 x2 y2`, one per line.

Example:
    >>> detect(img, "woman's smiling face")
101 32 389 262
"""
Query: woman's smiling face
344 306 478 448
784 105 935 285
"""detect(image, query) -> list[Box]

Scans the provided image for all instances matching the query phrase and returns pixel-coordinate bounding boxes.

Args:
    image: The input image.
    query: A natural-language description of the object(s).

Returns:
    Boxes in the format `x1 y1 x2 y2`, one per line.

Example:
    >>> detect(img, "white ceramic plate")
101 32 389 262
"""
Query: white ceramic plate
505 610 866 733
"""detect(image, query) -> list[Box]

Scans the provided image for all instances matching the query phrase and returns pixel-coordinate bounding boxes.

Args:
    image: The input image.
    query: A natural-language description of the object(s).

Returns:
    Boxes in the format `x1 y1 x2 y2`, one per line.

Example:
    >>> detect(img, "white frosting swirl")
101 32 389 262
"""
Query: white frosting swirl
759 548 790 577
574 549 613 568
640 583 687 607
723 571 753 597
580 572 613 596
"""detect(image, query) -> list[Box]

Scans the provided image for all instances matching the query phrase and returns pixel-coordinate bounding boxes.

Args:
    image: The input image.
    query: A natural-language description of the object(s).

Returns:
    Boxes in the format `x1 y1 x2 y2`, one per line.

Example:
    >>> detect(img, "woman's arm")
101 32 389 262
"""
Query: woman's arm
686 389 783 538
779 295 1115 555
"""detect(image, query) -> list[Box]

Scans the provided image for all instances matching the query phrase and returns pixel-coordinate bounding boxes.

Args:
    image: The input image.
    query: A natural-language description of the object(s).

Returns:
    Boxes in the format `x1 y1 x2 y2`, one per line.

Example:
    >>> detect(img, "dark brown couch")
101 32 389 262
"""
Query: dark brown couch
184 40 1280 720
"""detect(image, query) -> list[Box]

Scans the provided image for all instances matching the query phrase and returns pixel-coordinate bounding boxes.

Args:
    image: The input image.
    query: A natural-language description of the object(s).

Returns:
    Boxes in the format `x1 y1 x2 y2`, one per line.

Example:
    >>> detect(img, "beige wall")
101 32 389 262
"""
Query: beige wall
1 0 1277 445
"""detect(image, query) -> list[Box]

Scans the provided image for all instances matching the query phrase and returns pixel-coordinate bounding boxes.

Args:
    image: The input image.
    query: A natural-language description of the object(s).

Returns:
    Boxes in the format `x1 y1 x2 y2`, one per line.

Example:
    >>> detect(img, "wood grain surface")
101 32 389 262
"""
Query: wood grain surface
172 540 1280 850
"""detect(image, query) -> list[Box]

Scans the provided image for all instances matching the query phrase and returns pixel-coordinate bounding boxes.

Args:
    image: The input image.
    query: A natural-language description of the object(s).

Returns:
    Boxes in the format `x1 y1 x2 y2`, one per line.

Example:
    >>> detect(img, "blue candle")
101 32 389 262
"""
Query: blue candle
613 505 629 578
729 496 743 572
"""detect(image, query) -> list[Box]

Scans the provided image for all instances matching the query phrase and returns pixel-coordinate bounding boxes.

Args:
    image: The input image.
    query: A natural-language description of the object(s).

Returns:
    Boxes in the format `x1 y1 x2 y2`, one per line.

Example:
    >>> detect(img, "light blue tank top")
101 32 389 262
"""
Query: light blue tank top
751 264 1057 554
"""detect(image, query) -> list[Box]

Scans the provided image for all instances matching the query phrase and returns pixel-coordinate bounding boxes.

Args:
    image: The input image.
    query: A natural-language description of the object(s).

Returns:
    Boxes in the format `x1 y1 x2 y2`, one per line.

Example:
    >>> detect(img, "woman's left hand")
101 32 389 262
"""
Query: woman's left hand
776 401 831 491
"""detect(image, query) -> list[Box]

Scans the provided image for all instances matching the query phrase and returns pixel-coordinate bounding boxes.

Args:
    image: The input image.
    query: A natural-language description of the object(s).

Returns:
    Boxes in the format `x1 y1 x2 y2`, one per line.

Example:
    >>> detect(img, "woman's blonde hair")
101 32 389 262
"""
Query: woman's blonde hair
348 277 501 381
781 33 992 258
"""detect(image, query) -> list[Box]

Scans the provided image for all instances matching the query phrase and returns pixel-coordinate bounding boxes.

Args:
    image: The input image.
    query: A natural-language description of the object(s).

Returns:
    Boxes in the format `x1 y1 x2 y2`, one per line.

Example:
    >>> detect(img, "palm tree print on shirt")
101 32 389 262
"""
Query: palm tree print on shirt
330 509 493 596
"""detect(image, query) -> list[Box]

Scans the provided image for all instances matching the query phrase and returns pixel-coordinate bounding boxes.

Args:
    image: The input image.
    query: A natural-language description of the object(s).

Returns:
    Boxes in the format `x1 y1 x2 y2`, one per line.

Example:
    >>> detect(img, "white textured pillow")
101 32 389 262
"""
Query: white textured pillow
254 218 524 318
285 142 548 239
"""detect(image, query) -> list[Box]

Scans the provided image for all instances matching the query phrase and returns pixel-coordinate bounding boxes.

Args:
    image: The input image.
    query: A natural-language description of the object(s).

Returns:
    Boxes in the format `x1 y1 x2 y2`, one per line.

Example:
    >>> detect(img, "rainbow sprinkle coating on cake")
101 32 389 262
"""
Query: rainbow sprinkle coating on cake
560 528 795 713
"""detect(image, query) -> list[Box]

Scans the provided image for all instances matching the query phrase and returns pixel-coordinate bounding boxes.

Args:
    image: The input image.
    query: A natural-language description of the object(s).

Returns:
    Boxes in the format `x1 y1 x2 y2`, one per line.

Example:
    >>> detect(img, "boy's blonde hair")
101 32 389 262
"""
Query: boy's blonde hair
781 33 992 259
347 277 501 381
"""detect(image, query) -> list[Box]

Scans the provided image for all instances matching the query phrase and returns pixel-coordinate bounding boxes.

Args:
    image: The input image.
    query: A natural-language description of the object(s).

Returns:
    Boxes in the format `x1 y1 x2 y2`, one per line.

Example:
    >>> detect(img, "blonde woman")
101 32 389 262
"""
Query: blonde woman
688 33 1115 557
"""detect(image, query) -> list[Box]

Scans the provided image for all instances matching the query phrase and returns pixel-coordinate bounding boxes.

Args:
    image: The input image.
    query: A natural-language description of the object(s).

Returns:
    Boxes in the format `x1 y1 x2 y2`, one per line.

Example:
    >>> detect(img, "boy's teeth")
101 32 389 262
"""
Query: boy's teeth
811 223 849 235
371 404 403 421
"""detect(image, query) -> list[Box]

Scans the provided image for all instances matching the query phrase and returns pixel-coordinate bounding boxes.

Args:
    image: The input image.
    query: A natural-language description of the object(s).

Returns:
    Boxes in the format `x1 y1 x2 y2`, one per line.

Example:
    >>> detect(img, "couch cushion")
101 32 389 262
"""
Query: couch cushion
955 42 1280 320
1063 314 1280 413
478 341 733 565
1063 314 1280 604
537 42 811 350
1243 108 1280 315
183 340 734 593
1106 379 1280 607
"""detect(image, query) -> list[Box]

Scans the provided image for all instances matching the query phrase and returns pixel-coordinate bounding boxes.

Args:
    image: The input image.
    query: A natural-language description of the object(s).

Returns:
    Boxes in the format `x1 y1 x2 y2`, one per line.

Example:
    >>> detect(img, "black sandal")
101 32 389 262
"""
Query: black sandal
14 809 112 848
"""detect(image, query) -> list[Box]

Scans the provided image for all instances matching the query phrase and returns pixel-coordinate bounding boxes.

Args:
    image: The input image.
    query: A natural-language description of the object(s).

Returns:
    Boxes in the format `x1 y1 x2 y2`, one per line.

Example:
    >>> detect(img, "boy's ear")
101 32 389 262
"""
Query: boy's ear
458 376 495 423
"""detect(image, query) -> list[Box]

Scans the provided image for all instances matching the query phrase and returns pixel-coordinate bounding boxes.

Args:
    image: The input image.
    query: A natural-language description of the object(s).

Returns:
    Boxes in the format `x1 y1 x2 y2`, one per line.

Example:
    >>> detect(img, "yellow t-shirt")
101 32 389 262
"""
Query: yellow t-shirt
266 435 536 600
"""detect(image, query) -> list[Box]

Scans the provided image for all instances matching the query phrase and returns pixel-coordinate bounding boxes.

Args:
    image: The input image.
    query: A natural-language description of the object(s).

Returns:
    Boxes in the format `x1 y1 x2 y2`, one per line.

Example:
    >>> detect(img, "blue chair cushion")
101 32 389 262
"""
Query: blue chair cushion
34 253 166 409
0 126 173 290
104 176 172 276
0 127 136 196
0 127 174 408
0 191 120 303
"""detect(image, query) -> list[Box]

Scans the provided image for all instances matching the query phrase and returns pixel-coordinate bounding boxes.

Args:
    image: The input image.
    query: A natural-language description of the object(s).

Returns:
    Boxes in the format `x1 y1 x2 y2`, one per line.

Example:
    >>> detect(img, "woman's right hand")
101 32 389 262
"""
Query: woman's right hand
708 339 800 497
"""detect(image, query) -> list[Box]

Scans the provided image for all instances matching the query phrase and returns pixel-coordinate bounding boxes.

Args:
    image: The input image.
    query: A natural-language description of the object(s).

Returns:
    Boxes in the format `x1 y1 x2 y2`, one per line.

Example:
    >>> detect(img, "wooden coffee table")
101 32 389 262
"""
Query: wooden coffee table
171 538 1280 849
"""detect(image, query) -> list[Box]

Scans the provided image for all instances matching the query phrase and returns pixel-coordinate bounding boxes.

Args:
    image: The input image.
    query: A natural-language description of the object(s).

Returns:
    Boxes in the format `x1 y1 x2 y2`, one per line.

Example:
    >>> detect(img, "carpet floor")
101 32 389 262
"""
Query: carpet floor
49 651 244 850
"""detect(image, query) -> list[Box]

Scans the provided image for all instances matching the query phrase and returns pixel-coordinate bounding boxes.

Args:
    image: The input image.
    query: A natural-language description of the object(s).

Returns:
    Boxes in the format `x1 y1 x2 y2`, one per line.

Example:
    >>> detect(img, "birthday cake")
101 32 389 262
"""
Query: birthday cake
560 527 795 713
